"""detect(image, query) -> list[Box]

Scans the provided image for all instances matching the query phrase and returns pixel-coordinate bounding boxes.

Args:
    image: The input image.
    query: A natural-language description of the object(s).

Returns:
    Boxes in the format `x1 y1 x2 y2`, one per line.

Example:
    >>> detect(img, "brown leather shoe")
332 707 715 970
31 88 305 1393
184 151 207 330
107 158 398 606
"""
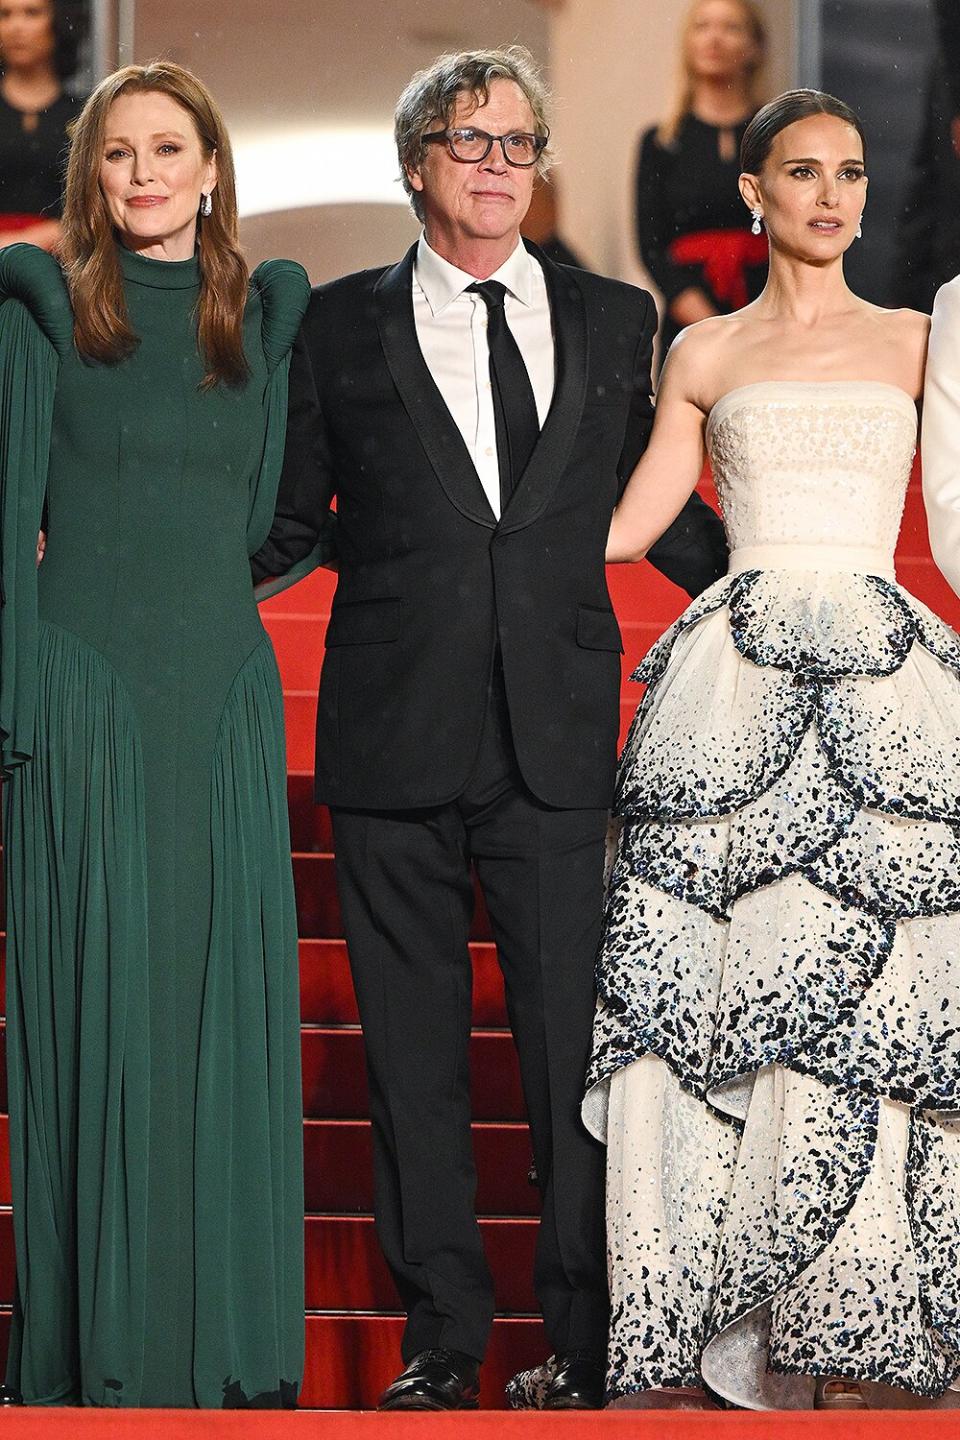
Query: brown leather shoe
378 1349 481 1411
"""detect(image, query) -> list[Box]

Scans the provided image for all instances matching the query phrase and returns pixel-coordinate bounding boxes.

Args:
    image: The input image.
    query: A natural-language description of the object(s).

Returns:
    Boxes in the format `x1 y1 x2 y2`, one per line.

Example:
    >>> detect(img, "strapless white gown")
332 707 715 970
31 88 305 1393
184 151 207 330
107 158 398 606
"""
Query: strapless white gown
585 381 960 1409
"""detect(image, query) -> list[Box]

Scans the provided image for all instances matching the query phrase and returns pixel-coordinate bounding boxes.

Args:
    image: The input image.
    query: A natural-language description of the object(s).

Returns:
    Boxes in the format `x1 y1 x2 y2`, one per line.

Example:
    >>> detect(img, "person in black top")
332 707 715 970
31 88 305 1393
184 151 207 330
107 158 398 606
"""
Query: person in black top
893 0 960 313
636 0 767 353
0 0 86 252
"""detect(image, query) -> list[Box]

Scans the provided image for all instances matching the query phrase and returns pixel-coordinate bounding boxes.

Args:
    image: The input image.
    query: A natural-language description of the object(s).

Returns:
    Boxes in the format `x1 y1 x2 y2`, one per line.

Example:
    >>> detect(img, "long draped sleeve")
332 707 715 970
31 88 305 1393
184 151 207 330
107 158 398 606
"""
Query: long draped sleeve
0 244 71 773
922 277 960 599
246 261 337 600
245 258 310 554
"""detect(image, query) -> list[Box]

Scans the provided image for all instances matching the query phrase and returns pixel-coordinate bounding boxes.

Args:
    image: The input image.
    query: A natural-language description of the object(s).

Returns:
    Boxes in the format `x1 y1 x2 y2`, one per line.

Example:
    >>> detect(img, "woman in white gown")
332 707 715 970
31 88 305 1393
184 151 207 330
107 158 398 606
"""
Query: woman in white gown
583 88 960 1411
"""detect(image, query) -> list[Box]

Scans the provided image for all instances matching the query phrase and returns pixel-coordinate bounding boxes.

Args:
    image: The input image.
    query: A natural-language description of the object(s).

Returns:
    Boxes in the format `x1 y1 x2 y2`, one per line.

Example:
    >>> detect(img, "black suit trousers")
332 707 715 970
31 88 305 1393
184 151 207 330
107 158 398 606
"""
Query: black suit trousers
331 666 609 1363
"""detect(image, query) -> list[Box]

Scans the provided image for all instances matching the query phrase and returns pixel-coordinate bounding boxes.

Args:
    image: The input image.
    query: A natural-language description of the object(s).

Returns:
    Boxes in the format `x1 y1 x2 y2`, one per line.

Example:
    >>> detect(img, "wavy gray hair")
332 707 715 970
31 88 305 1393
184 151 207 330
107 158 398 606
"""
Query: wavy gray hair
395 45 552 222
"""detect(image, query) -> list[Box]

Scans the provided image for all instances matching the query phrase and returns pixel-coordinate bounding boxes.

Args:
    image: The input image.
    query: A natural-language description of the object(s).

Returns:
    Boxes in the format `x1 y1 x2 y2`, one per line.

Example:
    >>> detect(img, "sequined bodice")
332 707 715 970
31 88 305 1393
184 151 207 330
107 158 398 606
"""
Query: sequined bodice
706 382 918 572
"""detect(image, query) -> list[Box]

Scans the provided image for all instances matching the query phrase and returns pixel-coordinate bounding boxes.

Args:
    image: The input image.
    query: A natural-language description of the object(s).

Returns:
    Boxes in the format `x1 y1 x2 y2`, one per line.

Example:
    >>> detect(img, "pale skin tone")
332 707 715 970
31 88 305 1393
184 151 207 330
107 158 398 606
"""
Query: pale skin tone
0 0 63 251
99 89 216 262
36 91 217 562
614 111 930 1412
670 0 763 329
405 76 539 279
610 111 929 569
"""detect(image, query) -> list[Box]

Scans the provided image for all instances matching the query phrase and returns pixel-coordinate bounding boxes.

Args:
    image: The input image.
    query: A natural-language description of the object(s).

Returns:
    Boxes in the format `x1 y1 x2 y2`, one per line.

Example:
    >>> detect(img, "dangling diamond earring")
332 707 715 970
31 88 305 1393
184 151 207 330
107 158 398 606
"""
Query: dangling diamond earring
200 192 213 218
855 216 863 239
750 209 763 236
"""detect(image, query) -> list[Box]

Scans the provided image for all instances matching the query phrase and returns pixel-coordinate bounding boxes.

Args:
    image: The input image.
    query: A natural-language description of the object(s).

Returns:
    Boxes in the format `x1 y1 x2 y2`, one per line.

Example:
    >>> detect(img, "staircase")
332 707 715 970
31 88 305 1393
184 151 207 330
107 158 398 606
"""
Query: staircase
0 464 955 1408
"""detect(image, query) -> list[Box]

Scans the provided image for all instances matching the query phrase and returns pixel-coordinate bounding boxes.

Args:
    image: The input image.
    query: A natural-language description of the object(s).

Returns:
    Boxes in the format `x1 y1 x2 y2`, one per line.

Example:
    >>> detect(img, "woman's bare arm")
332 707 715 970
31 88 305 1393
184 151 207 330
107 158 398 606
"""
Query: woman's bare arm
607 334 711 563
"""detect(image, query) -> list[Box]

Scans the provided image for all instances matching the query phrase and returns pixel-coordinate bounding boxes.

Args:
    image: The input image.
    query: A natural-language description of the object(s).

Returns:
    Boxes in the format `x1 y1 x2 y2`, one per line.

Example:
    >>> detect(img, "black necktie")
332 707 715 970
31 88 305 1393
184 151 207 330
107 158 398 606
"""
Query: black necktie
467 280 540 513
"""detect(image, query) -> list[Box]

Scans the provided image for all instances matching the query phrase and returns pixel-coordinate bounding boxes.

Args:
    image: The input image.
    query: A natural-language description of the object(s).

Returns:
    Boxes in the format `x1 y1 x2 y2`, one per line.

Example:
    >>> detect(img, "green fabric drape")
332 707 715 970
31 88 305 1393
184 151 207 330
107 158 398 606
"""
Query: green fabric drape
2 244 308 1408
0 287 57 771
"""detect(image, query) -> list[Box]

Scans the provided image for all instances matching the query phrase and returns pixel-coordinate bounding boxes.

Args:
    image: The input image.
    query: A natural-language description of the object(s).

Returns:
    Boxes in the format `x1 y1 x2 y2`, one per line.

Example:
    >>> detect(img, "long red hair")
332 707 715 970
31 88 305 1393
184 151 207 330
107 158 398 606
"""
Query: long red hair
61 60 250 389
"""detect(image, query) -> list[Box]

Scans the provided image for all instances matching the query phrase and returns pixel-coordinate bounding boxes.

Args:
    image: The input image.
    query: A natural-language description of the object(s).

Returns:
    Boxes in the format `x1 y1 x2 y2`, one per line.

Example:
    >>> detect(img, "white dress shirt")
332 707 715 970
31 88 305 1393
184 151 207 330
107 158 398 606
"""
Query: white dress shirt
412 233 556 519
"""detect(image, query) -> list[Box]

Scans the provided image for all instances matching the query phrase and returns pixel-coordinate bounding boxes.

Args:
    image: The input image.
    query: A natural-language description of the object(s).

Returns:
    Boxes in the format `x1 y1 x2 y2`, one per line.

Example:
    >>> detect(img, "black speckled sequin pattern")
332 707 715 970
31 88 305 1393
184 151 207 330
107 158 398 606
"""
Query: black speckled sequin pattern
581 386 960 1411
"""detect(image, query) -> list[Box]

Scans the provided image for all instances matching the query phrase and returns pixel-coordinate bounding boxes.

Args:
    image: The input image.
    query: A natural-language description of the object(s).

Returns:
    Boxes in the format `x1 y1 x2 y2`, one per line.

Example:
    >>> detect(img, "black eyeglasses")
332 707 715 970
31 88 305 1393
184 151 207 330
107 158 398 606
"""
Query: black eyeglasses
422 127 549 167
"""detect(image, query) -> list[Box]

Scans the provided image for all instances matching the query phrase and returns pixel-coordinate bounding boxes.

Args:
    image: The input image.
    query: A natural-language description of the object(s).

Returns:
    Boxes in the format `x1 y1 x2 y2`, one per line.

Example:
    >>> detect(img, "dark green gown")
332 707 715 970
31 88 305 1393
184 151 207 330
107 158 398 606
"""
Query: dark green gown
0 242 308 1407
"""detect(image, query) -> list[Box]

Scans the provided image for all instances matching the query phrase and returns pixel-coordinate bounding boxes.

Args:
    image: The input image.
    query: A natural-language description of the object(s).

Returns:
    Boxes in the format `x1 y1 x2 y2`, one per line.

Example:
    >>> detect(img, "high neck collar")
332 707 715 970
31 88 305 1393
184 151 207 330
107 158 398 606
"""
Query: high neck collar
117 243 201 290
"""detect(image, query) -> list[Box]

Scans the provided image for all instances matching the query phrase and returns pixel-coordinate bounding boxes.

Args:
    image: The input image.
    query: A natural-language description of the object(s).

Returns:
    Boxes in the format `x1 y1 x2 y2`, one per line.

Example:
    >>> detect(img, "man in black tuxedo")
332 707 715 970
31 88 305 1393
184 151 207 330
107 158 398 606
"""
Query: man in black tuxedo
253 46 726 1410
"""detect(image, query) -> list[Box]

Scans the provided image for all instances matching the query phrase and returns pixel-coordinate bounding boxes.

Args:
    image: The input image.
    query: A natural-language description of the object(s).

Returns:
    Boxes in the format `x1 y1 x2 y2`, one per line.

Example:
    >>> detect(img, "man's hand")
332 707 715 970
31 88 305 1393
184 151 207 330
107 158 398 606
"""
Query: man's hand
36 530 46 566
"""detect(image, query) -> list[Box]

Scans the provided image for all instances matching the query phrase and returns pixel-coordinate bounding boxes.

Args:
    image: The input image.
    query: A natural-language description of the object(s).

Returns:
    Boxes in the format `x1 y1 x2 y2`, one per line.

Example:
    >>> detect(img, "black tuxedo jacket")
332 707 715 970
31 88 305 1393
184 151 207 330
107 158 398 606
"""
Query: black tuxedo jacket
252 240 727 810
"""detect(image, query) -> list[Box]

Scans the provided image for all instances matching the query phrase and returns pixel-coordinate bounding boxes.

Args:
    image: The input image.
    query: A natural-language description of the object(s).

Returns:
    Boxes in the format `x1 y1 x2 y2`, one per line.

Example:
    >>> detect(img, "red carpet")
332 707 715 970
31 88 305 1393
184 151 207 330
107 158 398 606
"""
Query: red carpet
0 1411 952 1436
1 467 957 1413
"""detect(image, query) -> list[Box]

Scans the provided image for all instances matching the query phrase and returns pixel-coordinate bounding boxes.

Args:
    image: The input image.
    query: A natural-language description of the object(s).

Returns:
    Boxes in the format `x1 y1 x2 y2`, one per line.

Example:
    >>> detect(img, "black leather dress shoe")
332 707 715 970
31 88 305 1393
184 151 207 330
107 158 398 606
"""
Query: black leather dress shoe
0 1385 23 1405
378 1348 481 1410
542 1351 605 1409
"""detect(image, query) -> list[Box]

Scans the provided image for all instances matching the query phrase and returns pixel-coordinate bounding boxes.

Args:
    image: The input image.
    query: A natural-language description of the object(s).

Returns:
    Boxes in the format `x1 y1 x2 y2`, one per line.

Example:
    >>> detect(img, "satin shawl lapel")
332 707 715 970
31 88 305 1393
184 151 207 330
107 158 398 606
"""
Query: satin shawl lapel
374 244 497 528
498 241 589 536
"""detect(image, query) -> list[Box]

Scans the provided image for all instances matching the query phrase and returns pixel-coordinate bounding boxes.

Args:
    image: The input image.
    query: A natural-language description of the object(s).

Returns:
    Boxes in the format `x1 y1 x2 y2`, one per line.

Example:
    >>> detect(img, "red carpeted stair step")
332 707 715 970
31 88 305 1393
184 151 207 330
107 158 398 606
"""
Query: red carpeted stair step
896 555 960 624
300 939 508 1027
282 694 319 774
301 1027 524 1121
0 947 511 1038
900 482 931 553
0 1211 10 1302
294 854 494 941
287 777 333 852
0 1118 9 1205
265 619 326 689
300 1312 547 1409
304 1120 536 1216
0 1208 538 1315
305 1214 537 1314
0 1306 548 1410
0 1115 535 1217
259 566 336 619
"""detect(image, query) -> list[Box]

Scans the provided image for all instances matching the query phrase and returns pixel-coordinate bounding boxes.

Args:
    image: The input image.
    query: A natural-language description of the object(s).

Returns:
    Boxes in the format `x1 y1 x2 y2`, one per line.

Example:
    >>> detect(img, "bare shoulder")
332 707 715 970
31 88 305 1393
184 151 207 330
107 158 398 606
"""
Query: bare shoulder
862 301 929 346
881 303 929 337
868 304 929 394
661 311 748 410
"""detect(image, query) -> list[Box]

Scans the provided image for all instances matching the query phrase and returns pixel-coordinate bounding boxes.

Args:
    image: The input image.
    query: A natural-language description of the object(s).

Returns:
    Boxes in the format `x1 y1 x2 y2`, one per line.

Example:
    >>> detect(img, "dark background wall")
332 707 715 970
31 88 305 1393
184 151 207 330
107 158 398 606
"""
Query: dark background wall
819 0 934 303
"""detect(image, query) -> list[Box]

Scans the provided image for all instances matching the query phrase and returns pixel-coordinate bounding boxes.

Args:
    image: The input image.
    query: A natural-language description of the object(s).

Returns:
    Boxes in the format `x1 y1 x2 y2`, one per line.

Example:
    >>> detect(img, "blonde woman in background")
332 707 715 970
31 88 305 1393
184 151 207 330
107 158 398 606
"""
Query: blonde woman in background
635 0 768 353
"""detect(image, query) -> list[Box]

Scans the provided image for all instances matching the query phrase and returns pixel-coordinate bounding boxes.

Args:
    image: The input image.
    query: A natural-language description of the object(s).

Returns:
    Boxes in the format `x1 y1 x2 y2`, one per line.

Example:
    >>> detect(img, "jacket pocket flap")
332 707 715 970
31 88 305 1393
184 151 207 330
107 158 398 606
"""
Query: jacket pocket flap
576 603 623 653
326 597 402 647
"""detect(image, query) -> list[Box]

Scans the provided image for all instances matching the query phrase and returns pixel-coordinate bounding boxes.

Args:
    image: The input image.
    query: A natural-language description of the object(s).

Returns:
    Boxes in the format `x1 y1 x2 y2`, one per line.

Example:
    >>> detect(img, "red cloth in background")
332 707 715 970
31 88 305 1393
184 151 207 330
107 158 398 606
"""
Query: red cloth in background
670 227 769 310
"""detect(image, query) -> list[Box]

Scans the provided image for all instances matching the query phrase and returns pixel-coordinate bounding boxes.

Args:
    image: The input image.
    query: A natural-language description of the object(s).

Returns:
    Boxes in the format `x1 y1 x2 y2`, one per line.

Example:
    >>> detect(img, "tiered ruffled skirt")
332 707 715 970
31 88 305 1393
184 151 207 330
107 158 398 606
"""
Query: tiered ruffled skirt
584 567 960 1408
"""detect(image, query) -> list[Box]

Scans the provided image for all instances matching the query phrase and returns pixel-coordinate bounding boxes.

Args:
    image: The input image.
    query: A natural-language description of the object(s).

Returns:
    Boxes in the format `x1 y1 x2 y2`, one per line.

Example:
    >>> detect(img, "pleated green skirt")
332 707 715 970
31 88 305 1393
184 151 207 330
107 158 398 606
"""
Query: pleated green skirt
4 622 304 1406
